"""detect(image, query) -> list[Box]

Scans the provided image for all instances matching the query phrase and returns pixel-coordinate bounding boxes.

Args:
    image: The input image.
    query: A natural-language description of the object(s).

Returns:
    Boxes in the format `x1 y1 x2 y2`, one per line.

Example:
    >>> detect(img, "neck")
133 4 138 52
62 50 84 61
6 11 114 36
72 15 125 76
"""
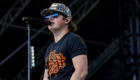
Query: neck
53 28 69 43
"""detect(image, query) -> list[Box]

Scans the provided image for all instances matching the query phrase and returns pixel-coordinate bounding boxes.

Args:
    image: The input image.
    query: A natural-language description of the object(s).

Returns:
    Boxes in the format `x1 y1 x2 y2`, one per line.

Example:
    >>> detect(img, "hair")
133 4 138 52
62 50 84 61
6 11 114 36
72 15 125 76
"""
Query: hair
68 21 77 32
60 13 77 32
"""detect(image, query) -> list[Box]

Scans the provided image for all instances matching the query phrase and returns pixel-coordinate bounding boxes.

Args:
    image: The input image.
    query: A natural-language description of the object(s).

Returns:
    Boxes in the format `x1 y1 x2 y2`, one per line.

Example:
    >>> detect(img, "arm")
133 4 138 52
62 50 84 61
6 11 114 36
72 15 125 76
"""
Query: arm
43 69 49 80
70 55 88 80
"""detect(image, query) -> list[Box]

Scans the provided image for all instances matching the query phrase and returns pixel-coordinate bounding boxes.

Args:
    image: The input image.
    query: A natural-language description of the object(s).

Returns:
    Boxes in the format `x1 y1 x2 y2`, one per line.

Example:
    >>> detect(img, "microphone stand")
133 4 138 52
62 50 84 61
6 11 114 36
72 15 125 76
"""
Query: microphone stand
25 21 35 80
22 17 49 80
27 22 32 80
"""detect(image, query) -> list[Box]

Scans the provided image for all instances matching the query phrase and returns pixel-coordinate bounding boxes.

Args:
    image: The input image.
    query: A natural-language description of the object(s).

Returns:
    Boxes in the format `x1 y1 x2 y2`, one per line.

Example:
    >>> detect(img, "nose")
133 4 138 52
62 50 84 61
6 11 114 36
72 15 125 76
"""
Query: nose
48 15 53 20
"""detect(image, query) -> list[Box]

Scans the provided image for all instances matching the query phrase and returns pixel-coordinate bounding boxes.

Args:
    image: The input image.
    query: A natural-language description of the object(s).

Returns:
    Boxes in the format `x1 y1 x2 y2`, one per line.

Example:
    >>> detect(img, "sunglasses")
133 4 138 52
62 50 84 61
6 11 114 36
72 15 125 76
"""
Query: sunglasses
45 12 59 19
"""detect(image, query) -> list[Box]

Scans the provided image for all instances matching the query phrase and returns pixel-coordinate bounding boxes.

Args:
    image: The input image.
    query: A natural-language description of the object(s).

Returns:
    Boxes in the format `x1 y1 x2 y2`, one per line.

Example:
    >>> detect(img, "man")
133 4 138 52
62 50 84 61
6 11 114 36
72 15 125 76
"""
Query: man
40 3 88 80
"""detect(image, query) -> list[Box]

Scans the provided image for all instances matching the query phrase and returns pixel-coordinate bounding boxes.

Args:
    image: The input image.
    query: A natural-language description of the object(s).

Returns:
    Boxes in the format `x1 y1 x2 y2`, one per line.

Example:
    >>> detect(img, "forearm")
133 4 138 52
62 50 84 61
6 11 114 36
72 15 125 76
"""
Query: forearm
43 78 49 80
40 75 49 80
43 69 49 80
70 70 88 80
43 76 49 80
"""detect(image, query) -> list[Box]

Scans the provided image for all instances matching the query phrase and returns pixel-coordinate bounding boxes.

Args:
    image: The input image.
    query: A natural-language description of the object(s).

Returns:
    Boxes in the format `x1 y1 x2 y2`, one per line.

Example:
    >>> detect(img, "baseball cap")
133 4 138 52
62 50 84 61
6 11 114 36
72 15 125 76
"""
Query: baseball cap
40 3 72 20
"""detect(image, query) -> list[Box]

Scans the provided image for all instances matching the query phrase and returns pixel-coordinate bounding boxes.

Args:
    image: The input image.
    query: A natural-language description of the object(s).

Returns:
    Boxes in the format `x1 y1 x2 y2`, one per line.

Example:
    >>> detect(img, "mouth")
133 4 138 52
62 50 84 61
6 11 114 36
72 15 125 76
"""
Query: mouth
50 22 54 25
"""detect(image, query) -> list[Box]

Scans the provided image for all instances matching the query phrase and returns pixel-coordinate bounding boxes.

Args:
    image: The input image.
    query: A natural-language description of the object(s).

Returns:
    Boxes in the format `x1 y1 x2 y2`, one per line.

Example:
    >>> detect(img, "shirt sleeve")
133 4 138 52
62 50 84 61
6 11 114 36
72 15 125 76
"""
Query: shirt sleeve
68 35 87 58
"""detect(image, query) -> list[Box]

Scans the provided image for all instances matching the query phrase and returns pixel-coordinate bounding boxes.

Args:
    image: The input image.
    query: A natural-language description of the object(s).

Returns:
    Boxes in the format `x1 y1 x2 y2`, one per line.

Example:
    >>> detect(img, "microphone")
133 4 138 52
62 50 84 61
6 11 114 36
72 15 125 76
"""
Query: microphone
22 17 51 25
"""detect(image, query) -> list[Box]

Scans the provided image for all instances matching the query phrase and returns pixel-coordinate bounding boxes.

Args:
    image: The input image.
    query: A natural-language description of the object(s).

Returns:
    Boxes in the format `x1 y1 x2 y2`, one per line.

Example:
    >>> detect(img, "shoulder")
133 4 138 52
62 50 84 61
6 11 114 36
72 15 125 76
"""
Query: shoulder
67 32 87 49
68 32 80 37
67 32 88 58
67 32 83 41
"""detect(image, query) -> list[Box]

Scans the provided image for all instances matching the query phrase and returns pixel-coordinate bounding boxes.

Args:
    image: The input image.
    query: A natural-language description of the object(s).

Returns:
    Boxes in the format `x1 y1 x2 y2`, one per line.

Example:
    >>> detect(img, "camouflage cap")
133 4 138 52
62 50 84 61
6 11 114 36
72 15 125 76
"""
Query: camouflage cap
40 3 72 19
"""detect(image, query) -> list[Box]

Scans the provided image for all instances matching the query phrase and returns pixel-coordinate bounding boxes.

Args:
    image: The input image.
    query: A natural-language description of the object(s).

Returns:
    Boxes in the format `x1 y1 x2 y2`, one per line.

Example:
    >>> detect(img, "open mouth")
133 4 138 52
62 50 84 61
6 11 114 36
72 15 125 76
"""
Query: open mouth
50 22 54 25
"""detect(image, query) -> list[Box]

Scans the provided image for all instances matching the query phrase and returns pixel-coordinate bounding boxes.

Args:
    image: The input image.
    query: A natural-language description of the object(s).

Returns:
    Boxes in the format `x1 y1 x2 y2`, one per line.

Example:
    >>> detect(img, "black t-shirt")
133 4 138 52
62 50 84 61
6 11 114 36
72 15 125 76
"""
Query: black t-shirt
44 32 87 80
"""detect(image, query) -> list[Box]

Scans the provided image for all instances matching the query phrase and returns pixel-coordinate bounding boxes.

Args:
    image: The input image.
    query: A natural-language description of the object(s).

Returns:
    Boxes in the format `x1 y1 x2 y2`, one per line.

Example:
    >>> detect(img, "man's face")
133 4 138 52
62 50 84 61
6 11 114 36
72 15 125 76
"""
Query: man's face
45 11 66 32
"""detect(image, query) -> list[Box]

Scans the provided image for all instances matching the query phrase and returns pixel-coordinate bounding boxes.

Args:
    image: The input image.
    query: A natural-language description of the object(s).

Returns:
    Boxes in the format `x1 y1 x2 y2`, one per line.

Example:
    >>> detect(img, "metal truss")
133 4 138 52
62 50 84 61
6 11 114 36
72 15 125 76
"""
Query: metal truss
72 0 101 25
0 0 101 35
0 0 103 79
0 0 101 66
3 0 101 32
0 0 79 66
118 0 140 80
86 0 140 79
84 39 109 47
86 36 120 80
86 27 135 79
0 25 51 66
12 38 53 80
0 0 31 36
0 23 53 35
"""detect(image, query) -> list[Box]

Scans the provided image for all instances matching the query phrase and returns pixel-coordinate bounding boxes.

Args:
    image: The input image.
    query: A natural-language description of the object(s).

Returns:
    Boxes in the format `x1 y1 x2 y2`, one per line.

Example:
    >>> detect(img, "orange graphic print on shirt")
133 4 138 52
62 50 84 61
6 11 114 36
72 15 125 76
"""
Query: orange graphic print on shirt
47 50 66 78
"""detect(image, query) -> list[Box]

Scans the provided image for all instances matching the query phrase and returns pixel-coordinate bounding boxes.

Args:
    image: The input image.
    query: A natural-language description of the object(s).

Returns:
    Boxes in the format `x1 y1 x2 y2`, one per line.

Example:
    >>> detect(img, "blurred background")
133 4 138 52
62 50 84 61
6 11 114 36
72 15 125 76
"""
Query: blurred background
0 0 140 80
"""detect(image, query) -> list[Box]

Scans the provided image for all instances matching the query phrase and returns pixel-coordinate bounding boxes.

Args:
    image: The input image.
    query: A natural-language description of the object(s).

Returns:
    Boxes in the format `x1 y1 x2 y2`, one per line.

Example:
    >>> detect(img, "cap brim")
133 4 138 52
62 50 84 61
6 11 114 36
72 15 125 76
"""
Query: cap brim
40 8 63 17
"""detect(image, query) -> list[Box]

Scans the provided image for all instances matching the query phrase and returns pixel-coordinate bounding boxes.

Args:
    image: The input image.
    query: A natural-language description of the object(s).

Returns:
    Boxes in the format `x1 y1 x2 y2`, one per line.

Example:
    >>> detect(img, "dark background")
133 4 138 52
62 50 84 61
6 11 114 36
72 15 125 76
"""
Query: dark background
0 0 140 80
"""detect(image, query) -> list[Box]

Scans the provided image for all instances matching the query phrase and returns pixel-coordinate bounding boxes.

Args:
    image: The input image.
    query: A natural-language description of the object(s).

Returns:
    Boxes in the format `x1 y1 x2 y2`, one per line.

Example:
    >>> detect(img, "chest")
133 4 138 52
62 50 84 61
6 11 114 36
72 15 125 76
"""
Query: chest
49 38 70 58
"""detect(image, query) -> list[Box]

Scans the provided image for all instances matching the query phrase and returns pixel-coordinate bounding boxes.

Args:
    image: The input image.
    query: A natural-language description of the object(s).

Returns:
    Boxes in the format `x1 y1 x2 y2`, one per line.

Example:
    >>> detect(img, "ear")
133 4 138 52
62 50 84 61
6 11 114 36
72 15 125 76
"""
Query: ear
65 17 71 24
